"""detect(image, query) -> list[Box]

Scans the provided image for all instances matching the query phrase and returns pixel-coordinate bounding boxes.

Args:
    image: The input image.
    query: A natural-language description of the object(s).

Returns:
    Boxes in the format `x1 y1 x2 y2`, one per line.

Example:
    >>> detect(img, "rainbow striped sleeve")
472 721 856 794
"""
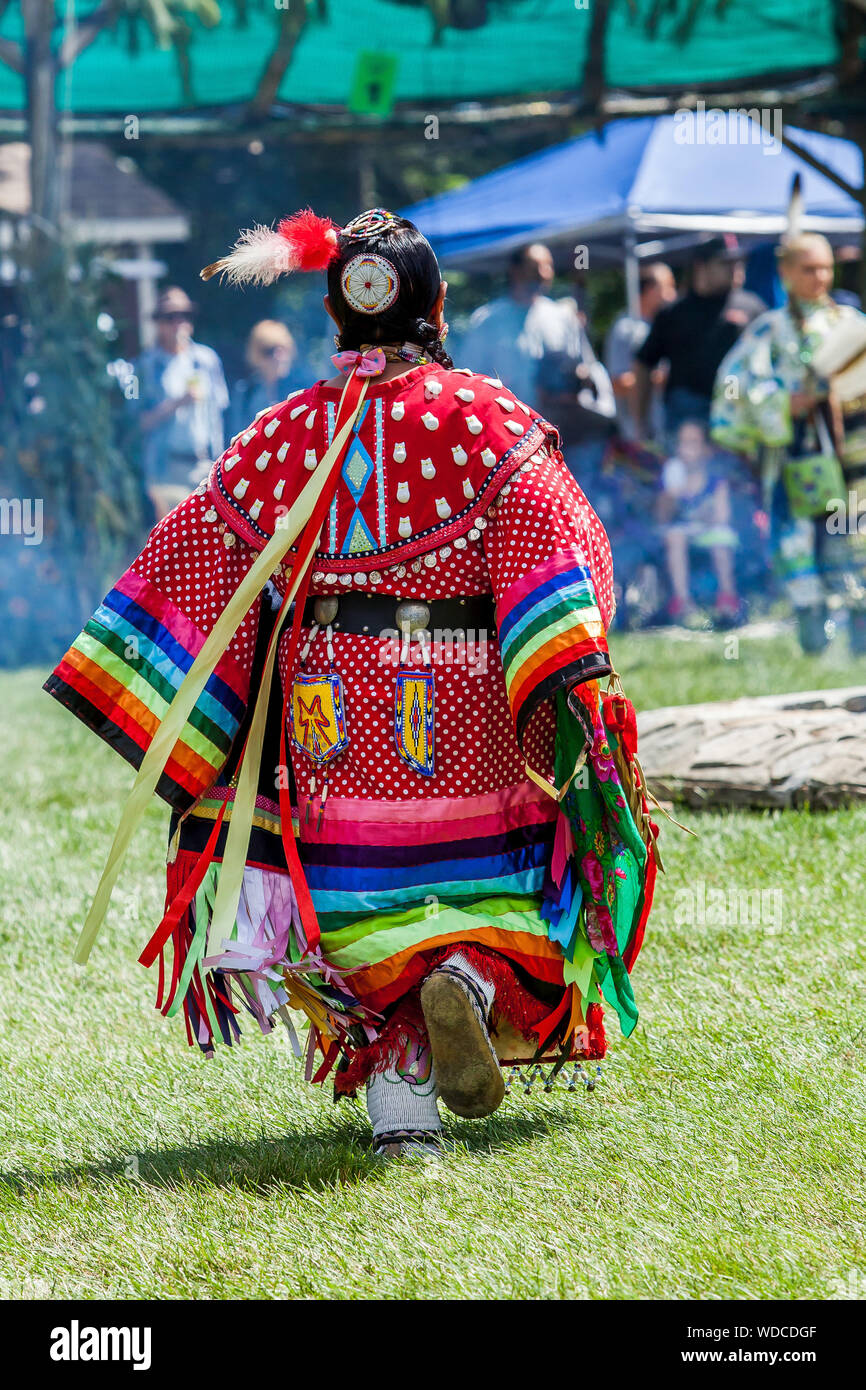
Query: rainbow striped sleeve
44 567 248 812
496 548 612 745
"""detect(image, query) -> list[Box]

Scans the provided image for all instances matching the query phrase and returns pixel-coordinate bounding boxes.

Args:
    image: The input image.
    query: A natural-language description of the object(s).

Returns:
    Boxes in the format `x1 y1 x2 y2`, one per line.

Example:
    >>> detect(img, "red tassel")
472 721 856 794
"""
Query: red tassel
603 692 638 761
530 986 572 1053
586 1002 607 1058
571 680 599 722
163 923 184 1016
188 963 207 1022
334 994 428 1096
550 809 574 888
311 1039 341 1085
277 208 340 271
623 818 658 972
156 939 166 1011
139 799 228 970
278 671 322 954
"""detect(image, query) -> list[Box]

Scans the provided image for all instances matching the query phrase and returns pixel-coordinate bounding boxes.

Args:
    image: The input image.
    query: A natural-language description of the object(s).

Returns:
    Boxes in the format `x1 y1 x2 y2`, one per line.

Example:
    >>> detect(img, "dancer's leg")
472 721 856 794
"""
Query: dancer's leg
365 1040 442 1159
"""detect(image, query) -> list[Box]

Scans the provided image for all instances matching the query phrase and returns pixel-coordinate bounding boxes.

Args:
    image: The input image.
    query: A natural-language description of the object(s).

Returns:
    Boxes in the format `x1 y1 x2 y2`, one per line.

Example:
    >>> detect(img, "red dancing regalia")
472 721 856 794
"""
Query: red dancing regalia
46 213 659 1107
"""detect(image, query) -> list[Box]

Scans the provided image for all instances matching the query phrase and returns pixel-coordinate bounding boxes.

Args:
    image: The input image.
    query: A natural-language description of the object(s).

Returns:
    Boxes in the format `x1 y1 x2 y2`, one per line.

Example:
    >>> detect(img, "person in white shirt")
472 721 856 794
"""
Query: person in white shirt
133 286 229 518
461 244 615 480
461 244 582 403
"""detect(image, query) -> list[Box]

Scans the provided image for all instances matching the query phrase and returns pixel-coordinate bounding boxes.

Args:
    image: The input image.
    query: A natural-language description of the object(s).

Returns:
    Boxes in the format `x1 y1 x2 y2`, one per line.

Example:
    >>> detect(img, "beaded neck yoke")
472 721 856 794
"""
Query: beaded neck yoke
207 364 559 574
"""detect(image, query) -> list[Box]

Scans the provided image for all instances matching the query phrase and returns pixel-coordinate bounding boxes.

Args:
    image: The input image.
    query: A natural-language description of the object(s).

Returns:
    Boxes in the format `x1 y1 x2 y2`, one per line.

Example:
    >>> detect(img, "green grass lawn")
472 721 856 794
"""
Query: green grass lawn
611 619 866 710
1 630 864 1300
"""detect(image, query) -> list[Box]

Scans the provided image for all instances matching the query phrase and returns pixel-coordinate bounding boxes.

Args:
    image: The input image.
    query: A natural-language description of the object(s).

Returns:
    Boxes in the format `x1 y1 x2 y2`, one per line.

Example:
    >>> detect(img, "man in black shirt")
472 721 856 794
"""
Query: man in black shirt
635 236 764 442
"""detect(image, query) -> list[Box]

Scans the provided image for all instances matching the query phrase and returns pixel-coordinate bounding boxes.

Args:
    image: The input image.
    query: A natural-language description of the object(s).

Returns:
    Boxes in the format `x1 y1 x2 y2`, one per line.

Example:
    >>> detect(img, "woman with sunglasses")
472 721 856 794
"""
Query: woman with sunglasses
229 320 306 442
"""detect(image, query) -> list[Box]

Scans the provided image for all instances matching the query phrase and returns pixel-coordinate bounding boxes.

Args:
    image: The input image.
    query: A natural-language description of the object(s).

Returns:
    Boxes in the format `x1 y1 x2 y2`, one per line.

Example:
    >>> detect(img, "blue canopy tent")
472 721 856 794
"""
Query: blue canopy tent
402 113 864 310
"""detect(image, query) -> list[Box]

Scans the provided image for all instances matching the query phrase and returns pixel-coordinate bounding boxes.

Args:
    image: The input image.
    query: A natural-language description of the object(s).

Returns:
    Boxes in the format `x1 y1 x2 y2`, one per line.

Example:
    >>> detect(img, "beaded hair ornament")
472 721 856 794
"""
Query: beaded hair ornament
340 252 400 314
199 205 401 294
200 207 427 374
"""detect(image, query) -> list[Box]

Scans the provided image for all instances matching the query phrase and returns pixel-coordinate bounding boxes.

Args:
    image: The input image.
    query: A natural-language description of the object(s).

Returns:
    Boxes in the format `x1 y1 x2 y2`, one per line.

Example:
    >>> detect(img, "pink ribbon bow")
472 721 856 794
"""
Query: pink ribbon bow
331 347 387 377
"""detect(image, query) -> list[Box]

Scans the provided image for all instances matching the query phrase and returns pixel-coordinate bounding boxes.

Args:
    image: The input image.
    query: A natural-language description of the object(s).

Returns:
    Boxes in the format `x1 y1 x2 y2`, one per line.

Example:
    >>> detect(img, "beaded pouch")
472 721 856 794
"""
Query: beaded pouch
290 672 349 765
394 669 435 776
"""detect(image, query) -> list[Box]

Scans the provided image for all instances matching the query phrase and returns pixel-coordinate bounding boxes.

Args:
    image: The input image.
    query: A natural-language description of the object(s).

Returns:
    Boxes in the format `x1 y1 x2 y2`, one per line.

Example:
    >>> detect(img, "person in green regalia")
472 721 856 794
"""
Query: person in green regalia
711 233 866 654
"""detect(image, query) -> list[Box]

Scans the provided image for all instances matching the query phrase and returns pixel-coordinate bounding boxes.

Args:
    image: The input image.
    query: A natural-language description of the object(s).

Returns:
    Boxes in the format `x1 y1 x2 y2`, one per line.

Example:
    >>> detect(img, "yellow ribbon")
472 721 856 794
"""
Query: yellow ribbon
75 374 368 965
523 758 559 801
206 496 327 962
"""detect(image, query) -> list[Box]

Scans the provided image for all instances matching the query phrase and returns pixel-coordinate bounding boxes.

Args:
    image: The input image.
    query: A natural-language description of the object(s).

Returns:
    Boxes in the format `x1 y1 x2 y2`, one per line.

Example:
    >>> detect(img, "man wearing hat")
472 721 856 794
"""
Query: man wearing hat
635 235 764 443
133 286 229 518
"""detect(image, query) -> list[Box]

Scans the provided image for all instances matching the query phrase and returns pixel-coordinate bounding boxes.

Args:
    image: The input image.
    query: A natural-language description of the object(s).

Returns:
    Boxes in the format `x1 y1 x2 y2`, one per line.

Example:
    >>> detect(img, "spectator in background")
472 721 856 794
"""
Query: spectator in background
133 286 229 519
635 236 764 442
604 262 676 440
711 233 866 654
832 244 862 310
536 297 616 483
657 418 740 626
229 319 306 439
460 243 570 403
461 241 615 481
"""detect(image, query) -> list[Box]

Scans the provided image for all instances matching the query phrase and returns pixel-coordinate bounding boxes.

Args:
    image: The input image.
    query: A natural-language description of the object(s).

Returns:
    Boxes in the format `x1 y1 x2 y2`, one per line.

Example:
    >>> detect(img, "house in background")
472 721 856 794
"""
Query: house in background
0 140 189 353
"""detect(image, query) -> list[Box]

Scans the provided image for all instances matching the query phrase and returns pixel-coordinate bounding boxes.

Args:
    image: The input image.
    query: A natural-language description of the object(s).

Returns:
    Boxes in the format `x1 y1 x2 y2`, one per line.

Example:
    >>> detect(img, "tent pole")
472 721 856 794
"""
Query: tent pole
624 229 640 319
137 242 157 351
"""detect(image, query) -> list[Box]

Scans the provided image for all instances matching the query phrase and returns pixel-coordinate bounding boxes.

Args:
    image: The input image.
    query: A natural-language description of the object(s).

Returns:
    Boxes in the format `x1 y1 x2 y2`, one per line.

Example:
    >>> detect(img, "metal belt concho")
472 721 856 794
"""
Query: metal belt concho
301 591 495 633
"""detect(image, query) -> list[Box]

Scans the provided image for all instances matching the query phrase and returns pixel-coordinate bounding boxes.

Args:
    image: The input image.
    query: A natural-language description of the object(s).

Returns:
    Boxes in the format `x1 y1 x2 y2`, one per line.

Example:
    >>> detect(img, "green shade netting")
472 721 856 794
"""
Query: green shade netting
0 0 839 117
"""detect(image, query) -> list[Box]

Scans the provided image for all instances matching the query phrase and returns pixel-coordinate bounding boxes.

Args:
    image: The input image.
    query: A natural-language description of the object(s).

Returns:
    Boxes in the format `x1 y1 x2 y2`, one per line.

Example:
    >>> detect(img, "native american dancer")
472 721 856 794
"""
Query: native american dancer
711 233 866 655
46 209 659 1159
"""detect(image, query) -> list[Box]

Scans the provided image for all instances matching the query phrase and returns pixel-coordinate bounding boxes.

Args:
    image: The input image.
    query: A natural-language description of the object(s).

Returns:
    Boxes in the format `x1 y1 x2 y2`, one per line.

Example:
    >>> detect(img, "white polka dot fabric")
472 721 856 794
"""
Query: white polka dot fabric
484 449 615 629
131 383 615 806
137 486 260 671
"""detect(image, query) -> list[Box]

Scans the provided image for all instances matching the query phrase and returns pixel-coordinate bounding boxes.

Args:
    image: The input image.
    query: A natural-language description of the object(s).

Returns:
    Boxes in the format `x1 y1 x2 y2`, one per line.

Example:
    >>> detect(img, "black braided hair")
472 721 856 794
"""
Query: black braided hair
410 315 453 369
328 213 453 368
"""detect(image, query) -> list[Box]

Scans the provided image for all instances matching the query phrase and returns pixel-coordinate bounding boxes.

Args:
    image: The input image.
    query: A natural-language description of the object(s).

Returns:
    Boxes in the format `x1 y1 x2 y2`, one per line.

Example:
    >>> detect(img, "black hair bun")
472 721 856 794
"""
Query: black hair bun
413 318 440 347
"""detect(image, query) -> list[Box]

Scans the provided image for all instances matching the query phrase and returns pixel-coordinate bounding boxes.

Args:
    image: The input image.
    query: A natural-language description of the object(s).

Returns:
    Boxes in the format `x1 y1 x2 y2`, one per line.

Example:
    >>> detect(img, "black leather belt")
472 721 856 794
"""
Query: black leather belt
301 591 496 636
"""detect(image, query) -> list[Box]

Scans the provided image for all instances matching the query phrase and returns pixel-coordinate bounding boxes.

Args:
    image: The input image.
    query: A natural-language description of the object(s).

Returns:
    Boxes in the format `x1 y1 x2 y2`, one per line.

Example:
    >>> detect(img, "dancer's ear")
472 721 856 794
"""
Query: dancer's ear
429 280 448 330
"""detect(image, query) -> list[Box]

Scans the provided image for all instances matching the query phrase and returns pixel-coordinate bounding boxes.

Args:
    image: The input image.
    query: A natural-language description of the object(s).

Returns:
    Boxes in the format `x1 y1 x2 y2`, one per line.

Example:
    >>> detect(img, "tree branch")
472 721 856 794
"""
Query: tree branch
781 130 864 205
249 0 309 116
0 36 25 74
58 3 115 71
580 0 611 117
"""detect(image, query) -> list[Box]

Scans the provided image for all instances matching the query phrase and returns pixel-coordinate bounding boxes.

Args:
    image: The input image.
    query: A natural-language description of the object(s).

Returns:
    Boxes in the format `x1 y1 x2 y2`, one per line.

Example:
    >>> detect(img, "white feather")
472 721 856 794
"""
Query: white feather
786 173 804 244
204 225 296 286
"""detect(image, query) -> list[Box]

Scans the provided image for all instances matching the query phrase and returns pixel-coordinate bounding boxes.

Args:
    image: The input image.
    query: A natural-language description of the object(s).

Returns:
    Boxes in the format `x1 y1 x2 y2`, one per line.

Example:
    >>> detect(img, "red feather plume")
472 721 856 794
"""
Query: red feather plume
278 208 341 272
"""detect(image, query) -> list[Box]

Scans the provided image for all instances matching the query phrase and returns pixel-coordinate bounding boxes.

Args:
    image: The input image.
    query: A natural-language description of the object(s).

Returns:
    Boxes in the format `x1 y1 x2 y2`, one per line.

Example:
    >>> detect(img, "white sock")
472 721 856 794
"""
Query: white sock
366 1047 441 1138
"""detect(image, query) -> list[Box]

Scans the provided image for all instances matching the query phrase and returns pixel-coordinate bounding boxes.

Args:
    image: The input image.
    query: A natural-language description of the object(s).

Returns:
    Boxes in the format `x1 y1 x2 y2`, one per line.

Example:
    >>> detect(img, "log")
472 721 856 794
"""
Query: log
637 686 866 809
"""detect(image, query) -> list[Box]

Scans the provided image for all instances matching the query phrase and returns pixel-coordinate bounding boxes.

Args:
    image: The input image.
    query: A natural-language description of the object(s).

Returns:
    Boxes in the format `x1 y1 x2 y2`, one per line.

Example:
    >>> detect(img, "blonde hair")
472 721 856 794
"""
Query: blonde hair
777 233 834 269
246 319 296 367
